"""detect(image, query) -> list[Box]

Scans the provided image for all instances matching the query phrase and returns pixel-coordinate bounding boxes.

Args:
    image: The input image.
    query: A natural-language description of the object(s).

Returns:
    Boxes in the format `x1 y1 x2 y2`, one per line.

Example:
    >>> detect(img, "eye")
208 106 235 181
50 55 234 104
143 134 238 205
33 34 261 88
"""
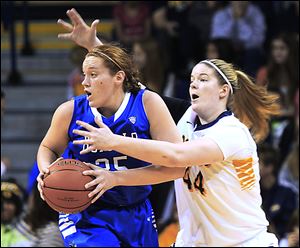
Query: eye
91 72 97 77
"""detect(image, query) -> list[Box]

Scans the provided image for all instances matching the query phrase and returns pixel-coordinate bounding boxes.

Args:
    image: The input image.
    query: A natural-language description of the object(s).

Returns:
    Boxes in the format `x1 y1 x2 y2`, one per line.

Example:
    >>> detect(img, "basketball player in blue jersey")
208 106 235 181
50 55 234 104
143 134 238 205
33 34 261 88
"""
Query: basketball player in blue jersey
36 44 185 246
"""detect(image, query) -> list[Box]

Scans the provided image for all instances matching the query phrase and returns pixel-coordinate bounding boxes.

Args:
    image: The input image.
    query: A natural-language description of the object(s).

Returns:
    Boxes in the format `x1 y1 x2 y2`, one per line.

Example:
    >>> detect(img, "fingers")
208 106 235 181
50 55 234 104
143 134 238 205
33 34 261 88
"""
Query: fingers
80 146 95 155
94 116 106 128
91 19 100 31
83 162 100 171
57 33 73 40
67 8 85 26
76 120 95 131
37 172 45 200
88 184 106 203
91 190 105 204
84 170 102 189
37 172 44 186
57 19 73 31
37 182 45 201
73 129 92 138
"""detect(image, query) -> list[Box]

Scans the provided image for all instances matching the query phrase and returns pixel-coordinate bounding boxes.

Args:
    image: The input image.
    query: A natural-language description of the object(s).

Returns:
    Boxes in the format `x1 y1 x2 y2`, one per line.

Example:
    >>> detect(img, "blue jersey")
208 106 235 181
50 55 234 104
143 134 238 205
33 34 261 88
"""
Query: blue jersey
59 89 158 247
65 89 152 206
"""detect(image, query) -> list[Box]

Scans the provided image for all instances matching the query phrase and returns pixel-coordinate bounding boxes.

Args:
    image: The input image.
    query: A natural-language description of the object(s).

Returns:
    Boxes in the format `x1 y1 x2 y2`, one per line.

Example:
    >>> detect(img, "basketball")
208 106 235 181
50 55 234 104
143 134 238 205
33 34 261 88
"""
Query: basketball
43 158 95 214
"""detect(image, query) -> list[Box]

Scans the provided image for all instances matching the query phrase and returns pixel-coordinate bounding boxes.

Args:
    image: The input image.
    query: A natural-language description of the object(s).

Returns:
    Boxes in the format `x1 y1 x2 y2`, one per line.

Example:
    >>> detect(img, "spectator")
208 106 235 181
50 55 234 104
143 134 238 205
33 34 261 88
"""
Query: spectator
256 33 299 118
152 1 194 99
278 142 299 207
257 1 299 49
67 45 87 99
132 38 165 93
211 1 266 76
276 87 299 165
259 145 297 240
1 179 27 247
187 1 226 61
16 182 64 247
205 38 236 63
112 1 151 49
2 181 64 247
279 209 299 247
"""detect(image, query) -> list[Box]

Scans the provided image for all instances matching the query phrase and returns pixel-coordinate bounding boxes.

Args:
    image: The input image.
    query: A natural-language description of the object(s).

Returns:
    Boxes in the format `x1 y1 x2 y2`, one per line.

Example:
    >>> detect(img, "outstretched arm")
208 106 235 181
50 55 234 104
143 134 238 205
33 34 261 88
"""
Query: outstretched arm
73 117 223 168
83 163 185 203
57 8 102 51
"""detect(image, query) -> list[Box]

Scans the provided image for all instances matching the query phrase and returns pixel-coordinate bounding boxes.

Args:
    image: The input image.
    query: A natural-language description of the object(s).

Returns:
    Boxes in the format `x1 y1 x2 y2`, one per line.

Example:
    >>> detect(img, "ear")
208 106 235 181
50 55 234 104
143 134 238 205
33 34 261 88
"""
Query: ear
114 71 126 85
219 84 230 99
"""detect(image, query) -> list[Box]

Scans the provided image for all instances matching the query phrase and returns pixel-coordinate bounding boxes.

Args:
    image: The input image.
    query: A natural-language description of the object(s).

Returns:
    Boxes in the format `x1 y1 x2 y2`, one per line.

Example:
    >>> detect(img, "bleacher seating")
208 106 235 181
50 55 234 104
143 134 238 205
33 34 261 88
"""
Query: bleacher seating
1 2 115 188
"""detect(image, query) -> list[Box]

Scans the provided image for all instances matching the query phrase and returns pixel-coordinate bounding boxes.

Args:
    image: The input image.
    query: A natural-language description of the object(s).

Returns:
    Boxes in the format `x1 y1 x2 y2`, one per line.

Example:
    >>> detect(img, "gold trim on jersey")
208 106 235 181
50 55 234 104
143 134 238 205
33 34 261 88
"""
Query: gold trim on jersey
233 158 256 190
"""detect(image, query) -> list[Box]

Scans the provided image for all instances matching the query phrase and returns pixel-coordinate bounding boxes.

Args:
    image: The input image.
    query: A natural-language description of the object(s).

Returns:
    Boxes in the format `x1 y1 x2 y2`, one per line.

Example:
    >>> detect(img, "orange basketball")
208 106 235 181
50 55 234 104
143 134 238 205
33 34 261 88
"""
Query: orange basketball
43 158 95 214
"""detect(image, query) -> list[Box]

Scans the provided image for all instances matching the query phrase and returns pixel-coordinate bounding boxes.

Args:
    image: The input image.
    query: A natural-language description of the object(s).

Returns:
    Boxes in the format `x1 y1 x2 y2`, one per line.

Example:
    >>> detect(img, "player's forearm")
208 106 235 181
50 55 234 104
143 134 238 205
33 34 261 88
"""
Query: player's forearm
112 135 182 167
37 144 59 172
114 166 185 186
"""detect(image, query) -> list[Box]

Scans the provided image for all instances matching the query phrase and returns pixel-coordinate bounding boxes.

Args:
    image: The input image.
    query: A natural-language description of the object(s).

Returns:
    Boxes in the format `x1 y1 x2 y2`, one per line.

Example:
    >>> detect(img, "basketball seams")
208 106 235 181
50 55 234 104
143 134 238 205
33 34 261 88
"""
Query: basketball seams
43 158 95 214
44 194 92 214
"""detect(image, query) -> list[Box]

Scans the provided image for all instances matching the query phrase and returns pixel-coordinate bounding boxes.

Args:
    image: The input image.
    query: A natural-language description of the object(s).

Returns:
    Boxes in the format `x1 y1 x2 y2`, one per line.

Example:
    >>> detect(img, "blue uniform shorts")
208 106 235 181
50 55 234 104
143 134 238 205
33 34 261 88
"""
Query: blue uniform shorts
58 198 158 247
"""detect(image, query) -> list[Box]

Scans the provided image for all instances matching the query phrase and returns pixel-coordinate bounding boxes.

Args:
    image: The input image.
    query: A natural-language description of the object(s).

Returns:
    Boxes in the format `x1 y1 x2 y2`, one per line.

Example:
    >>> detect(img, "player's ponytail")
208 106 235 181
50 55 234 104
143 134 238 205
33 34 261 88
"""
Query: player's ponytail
206 59 281 143
229 70 281 143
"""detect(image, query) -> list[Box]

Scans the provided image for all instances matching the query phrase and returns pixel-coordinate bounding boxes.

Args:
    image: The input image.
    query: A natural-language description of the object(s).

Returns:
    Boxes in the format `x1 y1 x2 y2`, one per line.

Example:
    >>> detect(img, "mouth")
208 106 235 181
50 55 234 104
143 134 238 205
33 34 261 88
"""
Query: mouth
85 90 92 98
191 94 199 101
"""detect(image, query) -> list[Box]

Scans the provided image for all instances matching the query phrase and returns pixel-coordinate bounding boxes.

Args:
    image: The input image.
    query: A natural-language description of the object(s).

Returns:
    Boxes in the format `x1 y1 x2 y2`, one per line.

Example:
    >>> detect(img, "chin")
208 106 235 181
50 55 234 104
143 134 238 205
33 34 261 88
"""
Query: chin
88 101 95 107
191 103 201 114
191 102 197 110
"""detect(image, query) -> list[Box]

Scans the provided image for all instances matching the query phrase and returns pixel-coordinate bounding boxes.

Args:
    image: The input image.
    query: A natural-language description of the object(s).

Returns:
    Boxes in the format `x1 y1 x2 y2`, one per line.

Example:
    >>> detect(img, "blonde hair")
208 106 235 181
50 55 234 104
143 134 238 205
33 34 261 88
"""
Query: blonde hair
208 59 281 143
86 44 141 94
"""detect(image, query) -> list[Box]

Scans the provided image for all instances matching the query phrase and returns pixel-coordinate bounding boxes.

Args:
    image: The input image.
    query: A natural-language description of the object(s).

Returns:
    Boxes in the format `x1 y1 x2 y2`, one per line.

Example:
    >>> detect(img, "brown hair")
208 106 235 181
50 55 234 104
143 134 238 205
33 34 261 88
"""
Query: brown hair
267 33 299 100
208 59 281 143
86 44 141 94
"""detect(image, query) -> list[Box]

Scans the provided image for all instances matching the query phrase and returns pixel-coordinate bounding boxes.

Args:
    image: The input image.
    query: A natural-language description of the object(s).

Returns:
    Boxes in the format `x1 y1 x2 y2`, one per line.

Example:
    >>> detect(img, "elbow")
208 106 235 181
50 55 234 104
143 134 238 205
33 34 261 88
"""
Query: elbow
163 151 186 167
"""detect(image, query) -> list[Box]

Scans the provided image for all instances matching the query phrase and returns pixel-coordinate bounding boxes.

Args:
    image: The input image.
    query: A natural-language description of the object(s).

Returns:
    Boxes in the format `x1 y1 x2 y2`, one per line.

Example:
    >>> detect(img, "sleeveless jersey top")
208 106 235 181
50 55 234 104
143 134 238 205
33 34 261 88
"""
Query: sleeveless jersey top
65 89 152 206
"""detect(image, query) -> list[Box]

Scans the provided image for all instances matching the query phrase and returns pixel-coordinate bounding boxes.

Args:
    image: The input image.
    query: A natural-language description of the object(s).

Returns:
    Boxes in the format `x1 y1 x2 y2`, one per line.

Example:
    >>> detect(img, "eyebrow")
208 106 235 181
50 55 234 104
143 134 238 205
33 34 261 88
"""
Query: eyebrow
191 73 209 78
84 66 98 70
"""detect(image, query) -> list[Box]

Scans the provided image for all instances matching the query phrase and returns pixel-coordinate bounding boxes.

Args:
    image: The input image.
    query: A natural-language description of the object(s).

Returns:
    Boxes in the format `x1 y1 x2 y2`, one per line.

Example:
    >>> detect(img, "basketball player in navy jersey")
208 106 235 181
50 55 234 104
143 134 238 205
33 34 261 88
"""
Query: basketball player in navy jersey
36 44 185 247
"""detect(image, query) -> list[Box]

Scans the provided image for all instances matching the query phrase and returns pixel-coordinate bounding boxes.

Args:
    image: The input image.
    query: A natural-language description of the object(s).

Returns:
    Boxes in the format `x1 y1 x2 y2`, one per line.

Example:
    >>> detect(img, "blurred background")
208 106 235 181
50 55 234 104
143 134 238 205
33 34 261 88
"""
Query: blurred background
1 1 299 247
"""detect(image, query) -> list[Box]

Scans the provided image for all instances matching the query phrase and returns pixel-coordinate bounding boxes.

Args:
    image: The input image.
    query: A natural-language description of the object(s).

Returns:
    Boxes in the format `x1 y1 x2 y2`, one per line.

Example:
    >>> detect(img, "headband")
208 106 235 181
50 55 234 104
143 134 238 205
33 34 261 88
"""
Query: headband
97 52 123 71
96 51 128 81
200 60 233 94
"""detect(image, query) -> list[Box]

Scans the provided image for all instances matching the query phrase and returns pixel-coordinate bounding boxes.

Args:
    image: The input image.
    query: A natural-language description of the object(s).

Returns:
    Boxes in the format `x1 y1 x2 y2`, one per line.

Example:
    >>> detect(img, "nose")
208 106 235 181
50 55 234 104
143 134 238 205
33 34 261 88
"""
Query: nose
190 80 198 89
81 76 90 86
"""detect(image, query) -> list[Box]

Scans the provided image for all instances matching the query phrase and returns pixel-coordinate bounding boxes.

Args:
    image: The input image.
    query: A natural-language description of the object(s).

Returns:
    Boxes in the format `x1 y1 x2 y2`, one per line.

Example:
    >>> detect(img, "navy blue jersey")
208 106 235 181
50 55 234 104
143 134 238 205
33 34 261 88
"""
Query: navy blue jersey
65 89 152 206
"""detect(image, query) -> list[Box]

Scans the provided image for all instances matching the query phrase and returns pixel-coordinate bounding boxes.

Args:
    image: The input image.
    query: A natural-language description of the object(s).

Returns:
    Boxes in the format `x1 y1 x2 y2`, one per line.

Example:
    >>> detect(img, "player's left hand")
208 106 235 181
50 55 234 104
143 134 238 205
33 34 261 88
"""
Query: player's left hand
82 162 117 203
73 116 115 154
57 8 102 51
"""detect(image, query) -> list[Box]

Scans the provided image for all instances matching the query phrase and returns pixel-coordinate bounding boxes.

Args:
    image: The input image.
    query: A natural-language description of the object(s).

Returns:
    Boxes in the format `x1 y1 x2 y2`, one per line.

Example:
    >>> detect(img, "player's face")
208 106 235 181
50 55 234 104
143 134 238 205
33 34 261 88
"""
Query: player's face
82 56 122 112
189 63 223 115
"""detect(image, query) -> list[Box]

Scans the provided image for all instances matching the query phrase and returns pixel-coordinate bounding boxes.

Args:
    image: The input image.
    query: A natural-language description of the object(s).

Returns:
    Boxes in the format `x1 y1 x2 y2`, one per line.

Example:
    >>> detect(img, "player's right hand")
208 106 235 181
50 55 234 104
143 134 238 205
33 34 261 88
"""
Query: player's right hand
57 8 102 51
36 157 63 201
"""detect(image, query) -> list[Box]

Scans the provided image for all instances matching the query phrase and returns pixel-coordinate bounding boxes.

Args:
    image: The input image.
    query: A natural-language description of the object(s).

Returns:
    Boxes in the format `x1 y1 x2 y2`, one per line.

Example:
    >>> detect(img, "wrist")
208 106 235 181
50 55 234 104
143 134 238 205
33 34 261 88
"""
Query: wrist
113 171 122 186
88 38 102 51
110 134 121 150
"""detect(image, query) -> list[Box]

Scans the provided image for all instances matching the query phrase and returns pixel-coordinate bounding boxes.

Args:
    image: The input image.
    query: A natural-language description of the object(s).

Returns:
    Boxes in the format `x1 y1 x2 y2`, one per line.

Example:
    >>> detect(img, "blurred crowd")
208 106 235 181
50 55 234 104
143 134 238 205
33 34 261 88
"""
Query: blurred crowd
1 1 299 247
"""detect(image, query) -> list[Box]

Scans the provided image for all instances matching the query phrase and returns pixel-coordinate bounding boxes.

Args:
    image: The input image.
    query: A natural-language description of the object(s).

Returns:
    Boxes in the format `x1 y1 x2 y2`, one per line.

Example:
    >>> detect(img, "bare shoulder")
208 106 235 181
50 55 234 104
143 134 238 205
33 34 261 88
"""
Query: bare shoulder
142 90 164 107
53 99 74 121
